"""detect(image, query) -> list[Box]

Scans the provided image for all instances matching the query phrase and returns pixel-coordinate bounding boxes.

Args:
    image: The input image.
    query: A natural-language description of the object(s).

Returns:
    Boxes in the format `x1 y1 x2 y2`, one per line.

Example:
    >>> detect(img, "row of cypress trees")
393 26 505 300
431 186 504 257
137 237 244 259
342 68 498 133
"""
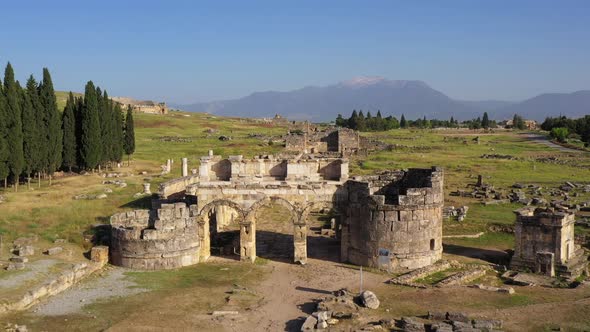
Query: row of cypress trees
0 62 135 191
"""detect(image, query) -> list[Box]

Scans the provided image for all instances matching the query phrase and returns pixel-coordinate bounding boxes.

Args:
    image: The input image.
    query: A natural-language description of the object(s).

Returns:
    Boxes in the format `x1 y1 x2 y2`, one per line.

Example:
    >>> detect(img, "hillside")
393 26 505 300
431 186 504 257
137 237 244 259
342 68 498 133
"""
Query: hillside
178 77 481 122
177 77 590 122
494 90 590 121
55 91 82 111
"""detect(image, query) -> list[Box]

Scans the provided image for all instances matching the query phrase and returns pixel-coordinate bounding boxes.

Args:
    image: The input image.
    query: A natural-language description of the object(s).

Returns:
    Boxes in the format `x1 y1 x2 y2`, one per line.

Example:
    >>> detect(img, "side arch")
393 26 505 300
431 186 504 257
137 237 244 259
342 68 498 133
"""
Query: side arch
199 199 247 221
197 199 247 262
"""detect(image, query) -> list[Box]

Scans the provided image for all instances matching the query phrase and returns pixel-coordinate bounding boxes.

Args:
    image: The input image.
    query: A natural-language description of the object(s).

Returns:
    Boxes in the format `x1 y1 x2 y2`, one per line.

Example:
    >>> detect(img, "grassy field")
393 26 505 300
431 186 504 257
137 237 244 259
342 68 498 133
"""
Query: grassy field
1 112 590 253
2 113 590 330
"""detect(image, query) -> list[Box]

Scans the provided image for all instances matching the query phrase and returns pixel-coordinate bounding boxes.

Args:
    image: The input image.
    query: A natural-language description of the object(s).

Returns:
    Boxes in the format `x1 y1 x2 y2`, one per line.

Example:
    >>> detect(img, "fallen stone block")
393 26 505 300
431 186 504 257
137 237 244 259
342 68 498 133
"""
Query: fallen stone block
473 319 503 330
14 245 34 256
430 322 453 332
447 312 470 323
9 256 28 263
6 262 25 270
211 311 239 315
428 311 447 320
44 247 63 255
300 315 317 331
360 290 380 309
91 246 109 265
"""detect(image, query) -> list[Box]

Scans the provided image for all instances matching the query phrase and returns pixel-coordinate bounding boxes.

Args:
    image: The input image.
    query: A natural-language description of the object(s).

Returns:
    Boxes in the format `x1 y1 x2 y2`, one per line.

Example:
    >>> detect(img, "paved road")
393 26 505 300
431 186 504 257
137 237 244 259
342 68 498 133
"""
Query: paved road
523 134 585 153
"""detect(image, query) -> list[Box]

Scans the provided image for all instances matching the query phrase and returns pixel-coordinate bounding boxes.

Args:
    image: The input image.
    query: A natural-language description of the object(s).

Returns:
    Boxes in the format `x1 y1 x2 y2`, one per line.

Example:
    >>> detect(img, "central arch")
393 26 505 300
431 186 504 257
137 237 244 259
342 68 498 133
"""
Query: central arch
246 196 307 264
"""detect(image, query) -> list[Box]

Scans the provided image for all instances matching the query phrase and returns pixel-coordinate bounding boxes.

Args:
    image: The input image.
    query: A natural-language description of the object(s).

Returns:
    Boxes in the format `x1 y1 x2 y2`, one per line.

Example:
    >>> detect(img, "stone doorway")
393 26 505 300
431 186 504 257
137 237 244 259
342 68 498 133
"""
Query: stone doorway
305 206 341 263
252 201 298 261
198 200 246 262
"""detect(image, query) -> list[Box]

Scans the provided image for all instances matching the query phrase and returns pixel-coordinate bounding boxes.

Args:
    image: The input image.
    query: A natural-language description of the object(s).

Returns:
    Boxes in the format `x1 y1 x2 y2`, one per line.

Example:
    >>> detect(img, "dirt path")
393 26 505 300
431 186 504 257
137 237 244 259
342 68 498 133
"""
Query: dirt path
523 134 584 153
236 258 386 332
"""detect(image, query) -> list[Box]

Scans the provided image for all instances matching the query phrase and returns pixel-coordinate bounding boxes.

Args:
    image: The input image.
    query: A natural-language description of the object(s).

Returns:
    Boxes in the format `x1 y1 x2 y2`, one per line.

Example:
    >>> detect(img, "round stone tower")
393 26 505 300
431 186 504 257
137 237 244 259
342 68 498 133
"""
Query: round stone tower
341 167 444 271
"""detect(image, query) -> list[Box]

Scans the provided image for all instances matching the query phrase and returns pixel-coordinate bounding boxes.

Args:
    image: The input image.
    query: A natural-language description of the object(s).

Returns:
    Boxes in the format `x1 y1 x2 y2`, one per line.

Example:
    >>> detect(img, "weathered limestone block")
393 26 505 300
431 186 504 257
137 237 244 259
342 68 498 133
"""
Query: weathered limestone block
14 245 34 257
90 246 109 265
44 247 63 256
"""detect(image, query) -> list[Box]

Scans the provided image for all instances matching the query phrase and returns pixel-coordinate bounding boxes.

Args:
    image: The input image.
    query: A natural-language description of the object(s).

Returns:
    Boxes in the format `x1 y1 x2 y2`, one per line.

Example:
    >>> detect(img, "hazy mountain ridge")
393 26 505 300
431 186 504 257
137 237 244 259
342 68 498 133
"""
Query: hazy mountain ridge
175 78 590 122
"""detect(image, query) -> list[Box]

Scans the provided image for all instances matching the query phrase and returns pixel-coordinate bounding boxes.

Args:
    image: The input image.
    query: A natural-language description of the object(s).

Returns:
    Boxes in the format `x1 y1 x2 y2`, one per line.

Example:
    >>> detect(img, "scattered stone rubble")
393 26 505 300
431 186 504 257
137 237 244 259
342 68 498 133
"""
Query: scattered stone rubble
103 179 127 188
443 206 469 222
300 288 382 331
397 312 504 332
6 237 37 271
3 324 28 332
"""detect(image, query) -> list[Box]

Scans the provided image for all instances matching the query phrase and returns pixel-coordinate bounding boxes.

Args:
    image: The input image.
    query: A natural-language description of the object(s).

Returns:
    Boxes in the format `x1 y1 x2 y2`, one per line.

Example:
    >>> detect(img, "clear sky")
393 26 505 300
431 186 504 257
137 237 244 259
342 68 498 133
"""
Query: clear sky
1 0 589 104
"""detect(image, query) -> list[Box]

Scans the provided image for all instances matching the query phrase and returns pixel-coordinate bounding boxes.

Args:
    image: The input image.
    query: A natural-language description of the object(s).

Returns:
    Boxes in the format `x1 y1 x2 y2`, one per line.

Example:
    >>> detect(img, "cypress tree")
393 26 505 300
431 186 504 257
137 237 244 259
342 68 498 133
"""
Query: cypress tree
0 77 8 188
74 96 84 167
123 105 135 165
62 92 77 172
80 81 101 170
39 68 62 184
482 112 490 129
400 114 407 128
112 103 124 163
22 76 42 188
4 63 25 191
96 87 107 169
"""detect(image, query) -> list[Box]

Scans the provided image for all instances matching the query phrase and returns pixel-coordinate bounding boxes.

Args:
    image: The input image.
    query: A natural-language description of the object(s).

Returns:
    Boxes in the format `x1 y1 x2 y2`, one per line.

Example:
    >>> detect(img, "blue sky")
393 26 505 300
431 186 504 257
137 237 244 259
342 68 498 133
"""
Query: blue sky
1 1 589 104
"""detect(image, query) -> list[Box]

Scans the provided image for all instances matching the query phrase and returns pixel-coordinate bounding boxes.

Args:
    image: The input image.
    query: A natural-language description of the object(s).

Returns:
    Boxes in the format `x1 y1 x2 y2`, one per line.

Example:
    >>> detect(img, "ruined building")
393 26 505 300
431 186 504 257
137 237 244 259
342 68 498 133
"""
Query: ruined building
285 126 362 155
510 207 588 278
109 153 444 271
112 97 169 115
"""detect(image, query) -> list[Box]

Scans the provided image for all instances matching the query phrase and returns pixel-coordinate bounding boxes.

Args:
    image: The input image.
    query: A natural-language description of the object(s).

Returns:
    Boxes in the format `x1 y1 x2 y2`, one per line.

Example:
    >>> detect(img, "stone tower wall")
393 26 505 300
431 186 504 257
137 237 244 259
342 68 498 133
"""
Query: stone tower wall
342 167 444 272
110 203 200 269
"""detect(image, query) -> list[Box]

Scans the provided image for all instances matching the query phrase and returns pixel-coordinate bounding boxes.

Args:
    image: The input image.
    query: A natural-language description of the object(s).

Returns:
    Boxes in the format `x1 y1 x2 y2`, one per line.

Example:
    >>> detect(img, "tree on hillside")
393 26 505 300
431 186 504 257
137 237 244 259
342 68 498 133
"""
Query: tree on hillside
400 114 407 128
62 92 77 172
4 63 24 191
26 76 46 187
80 81 101 170
0 77 9 188
550 127 569 143
112 102 124 163
512 114 526 130
335 113 346 127
482 112 490 129
97 87 109 170
39 68 62 184
22 76 42 188
123 105 135 165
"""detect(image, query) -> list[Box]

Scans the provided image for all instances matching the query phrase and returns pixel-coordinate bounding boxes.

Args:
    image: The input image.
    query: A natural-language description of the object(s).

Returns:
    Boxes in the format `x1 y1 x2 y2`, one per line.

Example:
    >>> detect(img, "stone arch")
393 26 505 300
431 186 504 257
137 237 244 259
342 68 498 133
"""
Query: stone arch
300 200 342 224
199 199 247 221
197 199 247 261
246 196 302 224
301 200 343 263
246 196 307 264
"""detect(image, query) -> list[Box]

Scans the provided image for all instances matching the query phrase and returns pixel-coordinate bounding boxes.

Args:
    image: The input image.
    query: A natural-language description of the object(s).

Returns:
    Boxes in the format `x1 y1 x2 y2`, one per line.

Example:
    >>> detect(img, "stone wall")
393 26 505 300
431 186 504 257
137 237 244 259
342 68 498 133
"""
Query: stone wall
158 175 200 199
110 203 200 269
341 167 444 272
197 154 348 183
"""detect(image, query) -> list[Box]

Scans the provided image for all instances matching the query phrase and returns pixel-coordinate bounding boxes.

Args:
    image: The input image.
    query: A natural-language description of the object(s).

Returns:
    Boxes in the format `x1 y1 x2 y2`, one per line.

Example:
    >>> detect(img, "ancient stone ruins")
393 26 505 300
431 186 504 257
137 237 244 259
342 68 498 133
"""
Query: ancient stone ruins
110 152 444 271
111 96 169 115
510 207 588 278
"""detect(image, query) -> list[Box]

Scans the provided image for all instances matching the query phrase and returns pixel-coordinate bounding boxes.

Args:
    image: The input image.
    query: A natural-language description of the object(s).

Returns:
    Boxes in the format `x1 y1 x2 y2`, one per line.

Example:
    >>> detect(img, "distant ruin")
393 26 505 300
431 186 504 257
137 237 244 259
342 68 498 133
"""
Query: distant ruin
112 97 168 115
110 153 444 271
510 207 588 278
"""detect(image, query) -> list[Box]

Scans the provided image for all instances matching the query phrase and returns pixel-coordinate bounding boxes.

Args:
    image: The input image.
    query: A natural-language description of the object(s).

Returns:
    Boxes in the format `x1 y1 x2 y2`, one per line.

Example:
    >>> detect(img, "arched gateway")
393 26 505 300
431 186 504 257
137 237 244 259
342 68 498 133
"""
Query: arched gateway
109 153 444 271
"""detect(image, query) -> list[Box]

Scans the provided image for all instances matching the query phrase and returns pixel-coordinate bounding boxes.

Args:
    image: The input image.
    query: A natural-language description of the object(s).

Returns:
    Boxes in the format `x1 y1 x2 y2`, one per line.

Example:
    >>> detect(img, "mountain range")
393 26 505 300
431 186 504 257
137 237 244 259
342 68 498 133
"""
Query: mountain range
174 77 590 122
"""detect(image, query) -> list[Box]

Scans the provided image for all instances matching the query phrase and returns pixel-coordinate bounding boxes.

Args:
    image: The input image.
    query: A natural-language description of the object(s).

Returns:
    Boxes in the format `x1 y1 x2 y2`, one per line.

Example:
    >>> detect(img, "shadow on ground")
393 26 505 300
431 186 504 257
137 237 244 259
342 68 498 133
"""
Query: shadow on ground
443 243 510 265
